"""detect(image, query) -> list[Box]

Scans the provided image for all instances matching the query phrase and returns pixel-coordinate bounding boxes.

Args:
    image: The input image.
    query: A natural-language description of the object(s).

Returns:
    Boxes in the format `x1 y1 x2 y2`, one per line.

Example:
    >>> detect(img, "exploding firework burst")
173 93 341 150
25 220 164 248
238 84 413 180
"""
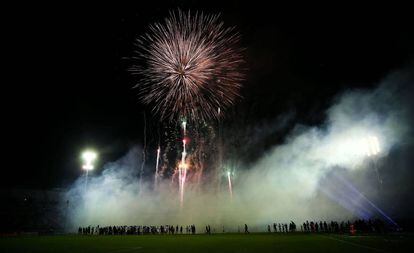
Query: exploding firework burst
131 10 244 122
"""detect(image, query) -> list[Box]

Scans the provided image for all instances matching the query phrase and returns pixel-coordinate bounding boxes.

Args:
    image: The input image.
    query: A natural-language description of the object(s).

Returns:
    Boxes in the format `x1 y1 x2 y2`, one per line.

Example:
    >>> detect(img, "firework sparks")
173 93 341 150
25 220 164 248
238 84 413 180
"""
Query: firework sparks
182 120 187 136
132 9 244 122
179 121 188 207
227 171 233 200
154 146 161 188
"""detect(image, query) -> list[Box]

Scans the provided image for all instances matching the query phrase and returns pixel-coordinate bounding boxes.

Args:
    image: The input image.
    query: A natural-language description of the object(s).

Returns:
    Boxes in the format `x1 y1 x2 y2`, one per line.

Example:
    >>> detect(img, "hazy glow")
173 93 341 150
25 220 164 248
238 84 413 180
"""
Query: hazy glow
366 136 381 156
66 70 411 231
227 171 233 199
82 150 97 171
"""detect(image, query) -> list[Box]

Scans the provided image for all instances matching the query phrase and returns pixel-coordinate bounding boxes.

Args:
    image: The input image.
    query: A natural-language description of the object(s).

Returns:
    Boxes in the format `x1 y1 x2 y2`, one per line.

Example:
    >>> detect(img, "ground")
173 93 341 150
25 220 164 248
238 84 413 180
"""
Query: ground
1 233 413 253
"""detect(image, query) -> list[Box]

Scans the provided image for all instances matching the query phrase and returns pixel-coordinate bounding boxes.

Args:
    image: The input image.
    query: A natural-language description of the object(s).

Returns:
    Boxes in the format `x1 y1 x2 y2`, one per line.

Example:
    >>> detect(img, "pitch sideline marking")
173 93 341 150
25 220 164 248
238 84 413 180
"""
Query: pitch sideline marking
109 246 143 253
321 235 387 252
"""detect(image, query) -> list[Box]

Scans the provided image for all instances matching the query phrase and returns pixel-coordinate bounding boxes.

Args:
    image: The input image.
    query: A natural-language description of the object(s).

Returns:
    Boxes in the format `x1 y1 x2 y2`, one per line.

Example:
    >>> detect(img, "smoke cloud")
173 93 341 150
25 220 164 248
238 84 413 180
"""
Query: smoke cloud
65 68 413 231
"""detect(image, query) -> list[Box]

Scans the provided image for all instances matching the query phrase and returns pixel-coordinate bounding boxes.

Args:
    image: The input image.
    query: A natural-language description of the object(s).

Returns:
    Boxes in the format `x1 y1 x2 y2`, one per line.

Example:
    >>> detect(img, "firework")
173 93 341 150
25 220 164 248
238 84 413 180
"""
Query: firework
154 146 161 188
132 10 244 122
227 171 233 200
179 121 188 207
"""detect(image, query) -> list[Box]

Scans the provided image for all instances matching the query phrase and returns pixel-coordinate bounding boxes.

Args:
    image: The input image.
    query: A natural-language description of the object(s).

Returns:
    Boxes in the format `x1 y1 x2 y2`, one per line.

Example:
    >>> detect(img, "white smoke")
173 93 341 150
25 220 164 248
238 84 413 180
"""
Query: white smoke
65 69 413 231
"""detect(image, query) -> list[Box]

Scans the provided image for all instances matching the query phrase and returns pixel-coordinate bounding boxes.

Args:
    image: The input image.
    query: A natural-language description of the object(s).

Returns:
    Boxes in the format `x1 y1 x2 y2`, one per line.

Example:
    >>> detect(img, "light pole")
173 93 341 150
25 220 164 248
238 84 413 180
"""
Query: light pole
82 150 97 191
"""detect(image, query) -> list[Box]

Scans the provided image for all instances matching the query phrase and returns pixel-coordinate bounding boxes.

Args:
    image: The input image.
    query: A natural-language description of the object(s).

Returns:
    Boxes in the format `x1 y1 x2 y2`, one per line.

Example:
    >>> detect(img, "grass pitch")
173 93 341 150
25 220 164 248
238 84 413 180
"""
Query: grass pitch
1 233 412 253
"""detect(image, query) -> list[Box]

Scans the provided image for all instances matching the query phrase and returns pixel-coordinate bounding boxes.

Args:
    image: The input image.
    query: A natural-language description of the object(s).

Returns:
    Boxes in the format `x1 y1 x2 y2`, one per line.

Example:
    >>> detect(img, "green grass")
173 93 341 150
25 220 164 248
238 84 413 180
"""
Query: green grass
0 233 412 253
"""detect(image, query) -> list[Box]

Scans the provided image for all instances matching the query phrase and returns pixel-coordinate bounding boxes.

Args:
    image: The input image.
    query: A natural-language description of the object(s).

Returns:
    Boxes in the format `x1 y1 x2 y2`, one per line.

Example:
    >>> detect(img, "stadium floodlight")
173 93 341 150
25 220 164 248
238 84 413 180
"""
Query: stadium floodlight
81 150 97 191
82 150 97 171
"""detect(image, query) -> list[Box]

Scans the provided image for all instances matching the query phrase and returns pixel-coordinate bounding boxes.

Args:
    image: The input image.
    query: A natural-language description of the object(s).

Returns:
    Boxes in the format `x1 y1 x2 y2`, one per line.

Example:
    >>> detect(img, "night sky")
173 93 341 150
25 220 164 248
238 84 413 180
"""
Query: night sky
4 2 413 189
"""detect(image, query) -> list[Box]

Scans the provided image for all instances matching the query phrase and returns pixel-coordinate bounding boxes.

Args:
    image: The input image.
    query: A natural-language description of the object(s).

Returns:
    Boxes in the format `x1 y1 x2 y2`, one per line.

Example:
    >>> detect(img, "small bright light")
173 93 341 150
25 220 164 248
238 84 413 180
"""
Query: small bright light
82 164 94 170
82 151 97 162
82 150 97 170
179 162 188 169
366 136 380 156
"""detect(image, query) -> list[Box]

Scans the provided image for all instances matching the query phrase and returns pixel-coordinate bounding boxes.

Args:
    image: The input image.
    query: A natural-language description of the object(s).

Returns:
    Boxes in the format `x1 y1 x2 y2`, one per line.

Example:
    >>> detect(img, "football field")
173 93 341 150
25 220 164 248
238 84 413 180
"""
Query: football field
1 233 412 253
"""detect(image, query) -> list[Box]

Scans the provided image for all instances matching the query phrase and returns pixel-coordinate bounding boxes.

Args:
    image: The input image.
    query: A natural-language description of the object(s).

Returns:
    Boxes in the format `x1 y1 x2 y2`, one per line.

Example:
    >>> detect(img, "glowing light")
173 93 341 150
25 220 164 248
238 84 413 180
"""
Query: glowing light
132 9 244 122
182 120 187 132
179 162 188 170
227 171 233 200
366 136 380 157
179 121 188 208
154 147 161 188
82 151 97 163
82 150 97 171
82 164 94 170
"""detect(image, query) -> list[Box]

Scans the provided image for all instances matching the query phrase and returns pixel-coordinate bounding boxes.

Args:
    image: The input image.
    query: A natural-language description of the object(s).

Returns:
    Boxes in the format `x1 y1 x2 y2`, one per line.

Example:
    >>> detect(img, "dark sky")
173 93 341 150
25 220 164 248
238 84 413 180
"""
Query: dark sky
3 2 413 189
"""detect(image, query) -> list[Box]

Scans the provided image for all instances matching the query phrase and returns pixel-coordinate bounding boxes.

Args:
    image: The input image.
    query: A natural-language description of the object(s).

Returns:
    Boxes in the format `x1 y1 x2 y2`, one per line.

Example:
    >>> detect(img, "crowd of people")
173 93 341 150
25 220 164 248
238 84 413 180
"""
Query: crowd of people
78 224 197 235
78 219 389 236
266 219 387 234
267 221 297 233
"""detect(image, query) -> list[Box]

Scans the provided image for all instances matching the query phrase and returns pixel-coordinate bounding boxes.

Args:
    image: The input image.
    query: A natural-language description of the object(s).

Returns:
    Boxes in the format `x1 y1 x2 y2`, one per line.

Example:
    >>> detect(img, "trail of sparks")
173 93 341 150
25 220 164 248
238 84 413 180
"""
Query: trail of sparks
227 171 233 200
132 10 244 122
154 147 161 188
179 121 188 208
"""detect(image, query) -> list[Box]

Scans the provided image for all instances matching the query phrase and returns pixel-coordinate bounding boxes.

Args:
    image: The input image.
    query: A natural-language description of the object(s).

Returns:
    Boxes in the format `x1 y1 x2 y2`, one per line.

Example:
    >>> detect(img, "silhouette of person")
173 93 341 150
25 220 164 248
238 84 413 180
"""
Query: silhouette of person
244 224 249 234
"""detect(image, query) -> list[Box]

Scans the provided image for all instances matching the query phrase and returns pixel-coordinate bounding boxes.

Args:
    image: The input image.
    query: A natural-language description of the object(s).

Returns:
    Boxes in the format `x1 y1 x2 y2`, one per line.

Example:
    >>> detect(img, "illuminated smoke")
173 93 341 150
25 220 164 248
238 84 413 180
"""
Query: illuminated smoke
65 69 413 231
